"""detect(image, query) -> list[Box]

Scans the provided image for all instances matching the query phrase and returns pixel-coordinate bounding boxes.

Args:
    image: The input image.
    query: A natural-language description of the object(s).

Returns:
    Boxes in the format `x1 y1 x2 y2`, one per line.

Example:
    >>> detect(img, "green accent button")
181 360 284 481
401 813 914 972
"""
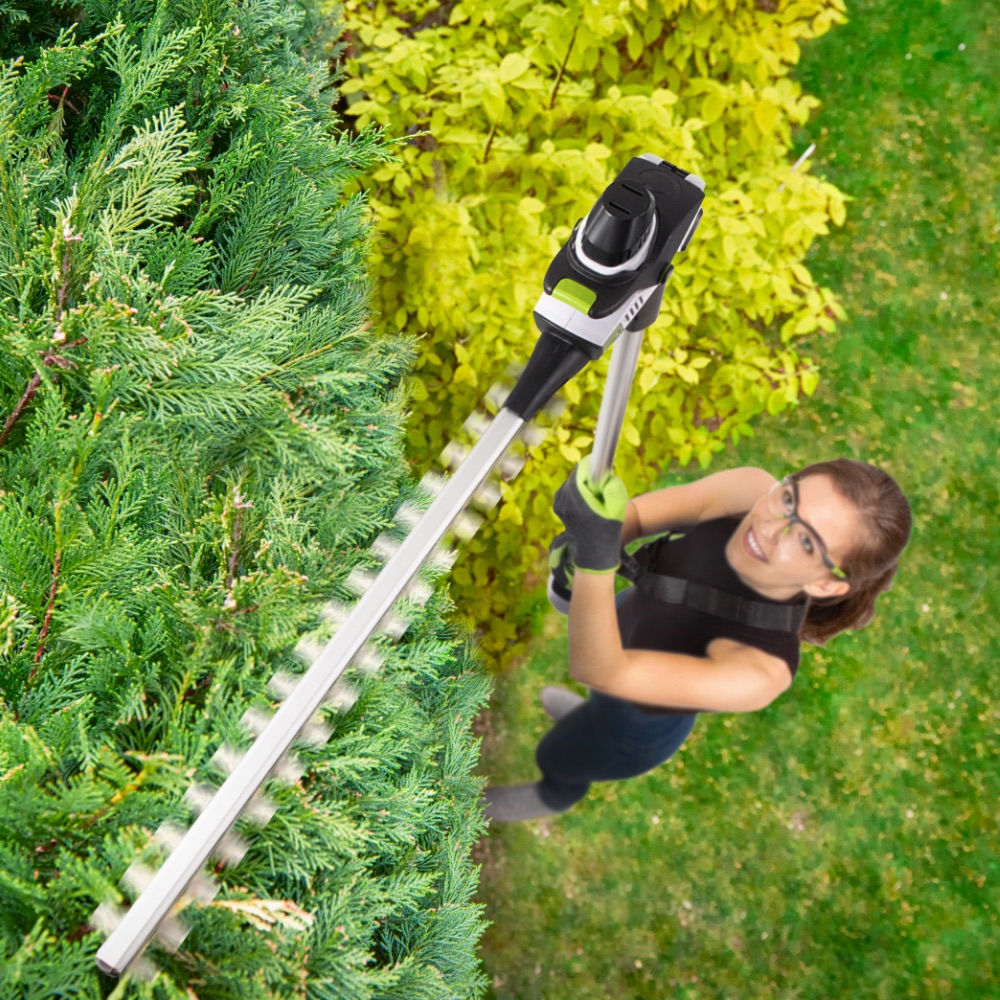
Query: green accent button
552 278 597 315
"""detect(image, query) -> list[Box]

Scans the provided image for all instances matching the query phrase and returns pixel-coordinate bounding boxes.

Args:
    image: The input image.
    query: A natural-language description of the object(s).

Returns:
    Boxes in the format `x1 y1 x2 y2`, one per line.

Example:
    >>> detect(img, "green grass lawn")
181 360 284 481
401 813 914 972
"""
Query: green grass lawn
473 2 998 997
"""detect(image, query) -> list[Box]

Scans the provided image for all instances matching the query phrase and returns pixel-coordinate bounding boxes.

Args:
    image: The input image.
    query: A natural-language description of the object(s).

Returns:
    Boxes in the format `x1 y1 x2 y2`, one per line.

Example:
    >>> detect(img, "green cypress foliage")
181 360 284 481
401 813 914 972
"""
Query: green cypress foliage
0 2 490 996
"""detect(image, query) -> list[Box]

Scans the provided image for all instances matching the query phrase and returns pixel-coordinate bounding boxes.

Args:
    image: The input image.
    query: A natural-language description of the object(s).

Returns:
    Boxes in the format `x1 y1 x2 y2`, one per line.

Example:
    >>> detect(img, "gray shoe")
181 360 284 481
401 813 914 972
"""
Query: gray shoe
540 685 585 722
483 782 559 822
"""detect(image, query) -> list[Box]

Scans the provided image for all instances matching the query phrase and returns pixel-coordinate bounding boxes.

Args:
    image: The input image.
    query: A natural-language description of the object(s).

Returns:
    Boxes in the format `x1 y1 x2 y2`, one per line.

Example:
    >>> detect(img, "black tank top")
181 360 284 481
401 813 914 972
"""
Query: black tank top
616 516 806 679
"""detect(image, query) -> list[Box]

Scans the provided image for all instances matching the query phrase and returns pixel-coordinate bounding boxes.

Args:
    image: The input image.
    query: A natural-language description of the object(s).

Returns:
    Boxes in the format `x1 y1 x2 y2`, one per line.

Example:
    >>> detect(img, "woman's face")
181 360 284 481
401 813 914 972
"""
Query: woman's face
725 473 860 601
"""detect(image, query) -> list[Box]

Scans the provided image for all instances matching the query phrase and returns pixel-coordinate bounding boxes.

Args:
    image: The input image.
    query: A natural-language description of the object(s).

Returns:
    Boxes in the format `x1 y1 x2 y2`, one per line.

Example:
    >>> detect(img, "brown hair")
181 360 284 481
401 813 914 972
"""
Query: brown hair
791 458 912 646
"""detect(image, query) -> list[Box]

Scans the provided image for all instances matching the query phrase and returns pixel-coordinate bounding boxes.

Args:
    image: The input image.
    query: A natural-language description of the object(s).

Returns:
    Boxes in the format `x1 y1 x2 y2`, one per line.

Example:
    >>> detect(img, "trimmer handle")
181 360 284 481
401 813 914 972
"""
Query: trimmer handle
539 155 705 613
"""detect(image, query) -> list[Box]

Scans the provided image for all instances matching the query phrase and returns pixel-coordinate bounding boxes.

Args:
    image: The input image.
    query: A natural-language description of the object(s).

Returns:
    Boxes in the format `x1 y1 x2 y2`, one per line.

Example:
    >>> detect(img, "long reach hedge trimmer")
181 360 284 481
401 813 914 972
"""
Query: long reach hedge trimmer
92 153 705 979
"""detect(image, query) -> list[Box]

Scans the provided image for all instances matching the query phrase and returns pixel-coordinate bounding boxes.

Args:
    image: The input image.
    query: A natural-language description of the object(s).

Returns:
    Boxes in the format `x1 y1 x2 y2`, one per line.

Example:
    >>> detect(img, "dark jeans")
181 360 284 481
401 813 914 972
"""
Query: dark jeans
535 587 698 812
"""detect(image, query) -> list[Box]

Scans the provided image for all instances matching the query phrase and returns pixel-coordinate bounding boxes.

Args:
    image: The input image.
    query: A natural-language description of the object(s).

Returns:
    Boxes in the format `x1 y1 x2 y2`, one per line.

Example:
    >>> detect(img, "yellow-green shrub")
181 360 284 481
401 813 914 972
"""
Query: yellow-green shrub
330 0 849 669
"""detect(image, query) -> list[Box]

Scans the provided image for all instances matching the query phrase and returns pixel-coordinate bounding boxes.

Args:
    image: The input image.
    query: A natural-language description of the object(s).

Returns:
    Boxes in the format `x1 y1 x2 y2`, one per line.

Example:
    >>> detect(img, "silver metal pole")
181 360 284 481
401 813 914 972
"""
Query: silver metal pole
588 326 646 483
95 407 525 978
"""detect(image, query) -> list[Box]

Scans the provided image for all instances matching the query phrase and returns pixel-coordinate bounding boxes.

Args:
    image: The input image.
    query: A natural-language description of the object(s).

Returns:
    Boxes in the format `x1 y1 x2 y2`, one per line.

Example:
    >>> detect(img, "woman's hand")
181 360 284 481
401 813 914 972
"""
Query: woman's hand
553 455 629 573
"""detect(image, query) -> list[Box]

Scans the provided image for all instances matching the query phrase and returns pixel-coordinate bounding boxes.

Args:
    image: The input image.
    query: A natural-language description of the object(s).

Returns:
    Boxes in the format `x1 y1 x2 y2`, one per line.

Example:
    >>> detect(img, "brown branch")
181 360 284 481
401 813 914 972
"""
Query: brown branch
0 372 43 449
226 506 244 592
0 198 86 450
0 339 86 449
549 26 578 110
28 549 61 682
482 120 498 165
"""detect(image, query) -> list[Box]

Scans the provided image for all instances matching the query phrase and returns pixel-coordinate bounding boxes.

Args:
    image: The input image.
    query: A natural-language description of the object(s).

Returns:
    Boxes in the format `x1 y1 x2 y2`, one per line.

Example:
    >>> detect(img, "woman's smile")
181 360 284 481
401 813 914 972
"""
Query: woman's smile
743 524 768 563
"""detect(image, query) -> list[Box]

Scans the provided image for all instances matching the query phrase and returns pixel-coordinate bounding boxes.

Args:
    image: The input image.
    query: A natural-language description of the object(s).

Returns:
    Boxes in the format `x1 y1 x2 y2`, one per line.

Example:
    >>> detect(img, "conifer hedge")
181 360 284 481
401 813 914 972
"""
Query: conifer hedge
0 2 490 997
332 0 850 670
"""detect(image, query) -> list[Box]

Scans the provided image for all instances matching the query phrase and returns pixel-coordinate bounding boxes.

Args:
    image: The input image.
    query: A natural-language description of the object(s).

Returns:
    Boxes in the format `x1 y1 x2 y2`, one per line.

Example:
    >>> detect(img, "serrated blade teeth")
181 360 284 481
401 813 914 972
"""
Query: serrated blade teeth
183 782 218 815
353 644 383 676
153 820 187 852
378 610 408 640
120 859 158 897
450 510 483 542
186 870 220 904
298 713 333 746
395 501 422 531
210 741 245 777
371 533 399 562
520 424 549 449
485 378 514 412
266 670 299 701
214 829 251 868
321 600 350 628
462 411 491 438
291 634 324 666
438 439 470 471
272 751 306 783
130 954 160 981
323 681 358 715
345 566 377 596
500 453 526 480
471 480 502 511
430 545 458 573
243 792 278 826
419 470 446 498
91 899 127 936
152 912 189 953
404 576 433 605
543 395 567 421
240 705 272 739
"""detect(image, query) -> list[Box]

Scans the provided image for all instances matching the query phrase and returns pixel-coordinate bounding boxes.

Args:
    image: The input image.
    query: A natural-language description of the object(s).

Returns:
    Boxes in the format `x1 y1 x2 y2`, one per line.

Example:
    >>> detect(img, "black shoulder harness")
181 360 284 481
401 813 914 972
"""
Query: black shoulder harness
617 538 807 634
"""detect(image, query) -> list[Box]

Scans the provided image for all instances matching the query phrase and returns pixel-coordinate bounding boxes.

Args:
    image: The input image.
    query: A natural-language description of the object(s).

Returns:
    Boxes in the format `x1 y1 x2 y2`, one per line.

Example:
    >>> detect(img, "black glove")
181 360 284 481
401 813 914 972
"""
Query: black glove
552 456 629 573
548 531 576 603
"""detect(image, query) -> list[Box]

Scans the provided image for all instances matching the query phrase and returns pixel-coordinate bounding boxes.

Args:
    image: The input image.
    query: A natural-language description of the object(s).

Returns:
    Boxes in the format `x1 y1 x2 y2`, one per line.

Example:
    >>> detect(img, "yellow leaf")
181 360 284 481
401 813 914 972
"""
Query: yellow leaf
623 422 640 446
791 262 812 285
692 19 714 48
518 196 546 215
829 196 847 226
439 127 480 144
482 80 505 122
700 91 727 125
753 100 779 135
498 501 522 525
639 366 658 394
627 29 643 61
772 273 792 301
338 79 368 95
766 390 787 415
559 443 582 463
800 369 820 396
681 298 699 325
499 52 530 83
794 314 818 335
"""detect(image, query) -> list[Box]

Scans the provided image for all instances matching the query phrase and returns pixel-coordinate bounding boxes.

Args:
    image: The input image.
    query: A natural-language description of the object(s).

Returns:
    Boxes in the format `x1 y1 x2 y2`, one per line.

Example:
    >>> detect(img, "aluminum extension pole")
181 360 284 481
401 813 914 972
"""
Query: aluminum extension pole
588 326 647 484
94 407 525 978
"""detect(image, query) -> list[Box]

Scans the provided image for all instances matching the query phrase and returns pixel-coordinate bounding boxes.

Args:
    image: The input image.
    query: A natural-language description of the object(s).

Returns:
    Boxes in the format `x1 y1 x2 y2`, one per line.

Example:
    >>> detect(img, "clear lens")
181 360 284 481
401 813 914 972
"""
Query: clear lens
764 481 827 570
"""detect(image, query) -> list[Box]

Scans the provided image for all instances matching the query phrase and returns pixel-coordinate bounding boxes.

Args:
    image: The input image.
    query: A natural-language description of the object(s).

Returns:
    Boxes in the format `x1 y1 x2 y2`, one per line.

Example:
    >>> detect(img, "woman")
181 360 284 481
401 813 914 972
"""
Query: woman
484 455 912 822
